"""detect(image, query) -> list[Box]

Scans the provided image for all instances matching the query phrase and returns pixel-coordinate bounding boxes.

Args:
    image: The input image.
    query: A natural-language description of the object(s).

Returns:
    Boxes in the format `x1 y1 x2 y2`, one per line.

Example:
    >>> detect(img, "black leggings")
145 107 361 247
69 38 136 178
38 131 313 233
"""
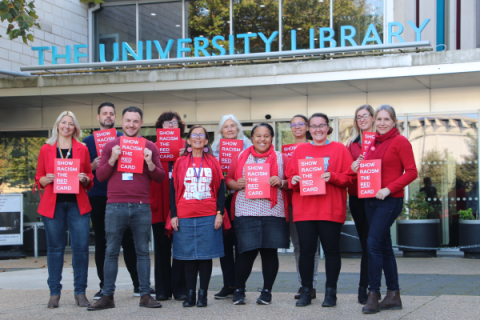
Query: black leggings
296 220 342 289
235 248 279 291
184 260 212 291
349 196 369 288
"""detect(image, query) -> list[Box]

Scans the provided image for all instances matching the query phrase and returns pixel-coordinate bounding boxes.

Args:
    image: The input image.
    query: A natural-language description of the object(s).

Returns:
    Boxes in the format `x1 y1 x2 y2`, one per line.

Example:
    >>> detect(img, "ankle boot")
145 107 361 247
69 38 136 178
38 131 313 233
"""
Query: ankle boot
295 287 312 307
183 290 196 307
197 289 208 307
47 295 60 308
321 287 337 307
74 294 90 307
358 286 368 305
361 291 379 314
379 290 402 310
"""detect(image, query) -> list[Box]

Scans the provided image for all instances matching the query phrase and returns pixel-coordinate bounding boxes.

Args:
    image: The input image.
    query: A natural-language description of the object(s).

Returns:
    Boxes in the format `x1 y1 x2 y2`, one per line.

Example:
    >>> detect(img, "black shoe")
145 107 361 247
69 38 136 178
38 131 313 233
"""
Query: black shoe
358 286 368 305
296 287 312 307
197 289 208 307
322 287 337 307
232 288 246 305
214 286 235 299
156 294 170 301
134 287 155 297
174 293 188 301
256 288 272 305
93 289 103 300
183 290 196 307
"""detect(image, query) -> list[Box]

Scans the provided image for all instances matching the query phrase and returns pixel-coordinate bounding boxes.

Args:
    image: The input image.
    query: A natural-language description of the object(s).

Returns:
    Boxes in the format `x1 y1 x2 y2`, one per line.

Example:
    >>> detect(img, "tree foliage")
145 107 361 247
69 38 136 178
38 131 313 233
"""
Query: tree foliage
79 0 104 4
0 0 40 44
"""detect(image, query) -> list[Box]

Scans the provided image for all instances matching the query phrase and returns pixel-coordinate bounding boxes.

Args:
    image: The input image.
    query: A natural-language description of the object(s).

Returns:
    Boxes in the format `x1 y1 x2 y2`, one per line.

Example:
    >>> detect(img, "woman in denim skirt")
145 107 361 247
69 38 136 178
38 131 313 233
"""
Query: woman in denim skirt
170 125 226 308
226 123 290 306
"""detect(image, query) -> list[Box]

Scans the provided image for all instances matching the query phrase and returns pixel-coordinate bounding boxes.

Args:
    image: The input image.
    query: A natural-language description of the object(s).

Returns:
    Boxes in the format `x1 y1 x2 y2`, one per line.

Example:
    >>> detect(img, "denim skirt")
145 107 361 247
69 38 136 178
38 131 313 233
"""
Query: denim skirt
173 215 224 260
234 216 290 254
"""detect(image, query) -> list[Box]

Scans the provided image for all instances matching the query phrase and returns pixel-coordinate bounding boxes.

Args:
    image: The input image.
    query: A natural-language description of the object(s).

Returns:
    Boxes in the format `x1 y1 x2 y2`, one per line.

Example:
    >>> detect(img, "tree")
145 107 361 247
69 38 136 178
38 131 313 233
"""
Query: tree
0 0 39 44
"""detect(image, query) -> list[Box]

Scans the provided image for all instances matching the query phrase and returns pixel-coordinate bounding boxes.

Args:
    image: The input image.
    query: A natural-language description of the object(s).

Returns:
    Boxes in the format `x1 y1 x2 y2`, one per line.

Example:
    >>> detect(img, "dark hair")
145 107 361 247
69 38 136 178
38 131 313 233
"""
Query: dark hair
291 114 312 140
98 102 115 115
155 111 186 135
309 113 333 135
184 125 213 155
251 123 274 141
122 106 143 120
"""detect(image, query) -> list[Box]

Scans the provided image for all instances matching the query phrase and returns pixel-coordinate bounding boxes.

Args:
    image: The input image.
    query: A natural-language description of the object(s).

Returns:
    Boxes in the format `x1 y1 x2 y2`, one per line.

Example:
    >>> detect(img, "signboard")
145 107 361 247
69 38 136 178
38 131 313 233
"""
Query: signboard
219 139 243 173
358 159 382 198
157 128 181 162
54 158 80 194
298 158 326 196
118 136 146 174
0 194 23 246
245 163 270 199
282 143 301 160
362 132 375 156
93 128 117 156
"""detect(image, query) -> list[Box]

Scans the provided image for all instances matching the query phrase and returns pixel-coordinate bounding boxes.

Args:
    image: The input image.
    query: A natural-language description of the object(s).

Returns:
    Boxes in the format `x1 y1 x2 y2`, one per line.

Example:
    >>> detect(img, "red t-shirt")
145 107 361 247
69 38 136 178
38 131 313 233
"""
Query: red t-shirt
347 141 361 197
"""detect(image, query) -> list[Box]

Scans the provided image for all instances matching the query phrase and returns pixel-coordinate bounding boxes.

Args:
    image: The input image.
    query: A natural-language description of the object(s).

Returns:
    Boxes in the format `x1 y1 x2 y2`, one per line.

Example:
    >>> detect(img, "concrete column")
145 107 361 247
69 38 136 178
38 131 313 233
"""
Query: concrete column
461 0 477 49
420 0 437 50
447 0 457 51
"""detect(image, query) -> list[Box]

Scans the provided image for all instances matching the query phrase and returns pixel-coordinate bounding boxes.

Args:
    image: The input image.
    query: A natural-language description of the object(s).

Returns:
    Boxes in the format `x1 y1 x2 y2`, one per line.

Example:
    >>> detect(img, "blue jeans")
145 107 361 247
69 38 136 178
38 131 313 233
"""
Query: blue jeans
42 202 90 296
365 197 404 292
103 203 152 296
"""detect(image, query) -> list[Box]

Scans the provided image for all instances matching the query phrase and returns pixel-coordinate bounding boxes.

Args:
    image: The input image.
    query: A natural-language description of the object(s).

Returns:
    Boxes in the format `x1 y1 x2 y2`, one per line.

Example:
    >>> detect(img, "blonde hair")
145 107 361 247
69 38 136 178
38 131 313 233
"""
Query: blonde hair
374 104 398 125
46 111 82 146
350 104 375 144
211 114 247 152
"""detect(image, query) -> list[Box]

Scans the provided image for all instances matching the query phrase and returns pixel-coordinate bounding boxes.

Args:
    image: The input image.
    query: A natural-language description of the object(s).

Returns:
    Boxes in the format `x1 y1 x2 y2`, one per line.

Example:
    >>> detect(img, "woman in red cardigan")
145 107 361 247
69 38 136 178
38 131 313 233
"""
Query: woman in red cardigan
286 113 355 308
35 111 93 309
149 111 187 301
352 105 417 314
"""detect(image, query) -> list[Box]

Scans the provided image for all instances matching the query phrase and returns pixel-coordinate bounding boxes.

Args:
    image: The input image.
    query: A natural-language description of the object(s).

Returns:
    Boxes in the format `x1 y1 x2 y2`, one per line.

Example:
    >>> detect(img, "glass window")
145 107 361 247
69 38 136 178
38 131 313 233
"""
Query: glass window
275 120 334 151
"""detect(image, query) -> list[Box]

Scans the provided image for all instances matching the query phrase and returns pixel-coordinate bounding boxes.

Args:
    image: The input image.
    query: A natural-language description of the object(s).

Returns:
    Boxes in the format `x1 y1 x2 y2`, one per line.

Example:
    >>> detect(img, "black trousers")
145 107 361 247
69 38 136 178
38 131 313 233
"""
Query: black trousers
219 194 238 288
234 248 279 291
152 222 187 297
349 195 369 288
296 220 342 289
89 196 139 289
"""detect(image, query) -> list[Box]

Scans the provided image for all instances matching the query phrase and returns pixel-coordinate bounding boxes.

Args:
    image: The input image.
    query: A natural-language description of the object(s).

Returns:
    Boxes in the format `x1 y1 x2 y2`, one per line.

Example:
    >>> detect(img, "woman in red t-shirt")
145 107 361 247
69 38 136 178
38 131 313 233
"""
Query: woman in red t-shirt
286 113 355 308
170 125 225 308
149 111 187 301
346 105 375 305
352 105 417 314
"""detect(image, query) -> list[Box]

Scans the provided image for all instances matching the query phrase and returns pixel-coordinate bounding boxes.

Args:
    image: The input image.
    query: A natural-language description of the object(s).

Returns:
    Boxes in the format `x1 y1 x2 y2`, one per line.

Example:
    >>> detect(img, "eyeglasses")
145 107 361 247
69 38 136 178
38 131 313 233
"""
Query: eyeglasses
309 124 328 130
163 120 178 126
290 122 306 128
191 133 206 139
356 114 371 121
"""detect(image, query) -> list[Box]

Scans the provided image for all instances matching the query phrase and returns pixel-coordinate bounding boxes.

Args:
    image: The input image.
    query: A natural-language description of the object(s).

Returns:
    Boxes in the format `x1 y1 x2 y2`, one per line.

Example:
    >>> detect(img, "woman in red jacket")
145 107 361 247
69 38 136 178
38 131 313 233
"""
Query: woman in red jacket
35 111 93 309
149 111 187 301
352 105 417 314
286 113 355 308
346 105 375 304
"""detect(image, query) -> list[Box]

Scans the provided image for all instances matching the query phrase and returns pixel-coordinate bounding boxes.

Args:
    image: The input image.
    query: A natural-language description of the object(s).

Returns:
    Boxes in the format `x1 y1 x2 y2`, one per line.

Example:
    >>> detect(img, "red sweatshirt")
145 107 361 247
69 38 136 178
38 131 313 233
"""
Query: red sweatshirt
285 142 355 223
347 141 361 197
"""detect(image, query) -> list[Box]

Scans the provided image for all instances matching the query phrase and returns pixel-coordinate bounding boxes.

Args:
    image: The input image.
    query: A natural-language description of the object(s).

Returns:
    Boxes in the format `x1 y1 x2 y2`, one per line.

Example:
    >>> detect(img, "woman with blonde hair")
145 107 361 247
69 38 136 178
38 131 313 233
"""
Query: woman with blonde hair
35 111 94 308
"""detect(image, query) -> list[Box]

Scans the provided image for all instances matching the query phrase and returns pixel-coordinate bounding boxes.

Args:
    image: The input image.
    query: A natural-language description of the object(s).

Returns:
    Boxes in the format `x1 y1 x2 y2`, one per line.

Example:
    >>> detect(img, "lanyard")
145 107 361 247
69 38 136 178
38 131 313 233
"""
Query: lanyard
191 154 204 182
57 143 72 159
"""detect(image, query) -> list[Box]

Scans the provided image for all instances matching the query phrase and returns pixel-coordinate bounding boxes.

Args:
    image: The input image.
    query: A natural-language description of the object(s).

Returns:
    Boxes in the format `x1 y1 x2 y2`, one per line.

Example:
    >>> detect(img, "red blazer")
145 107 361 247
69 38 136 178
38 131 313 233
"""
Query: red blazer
35 139 94 218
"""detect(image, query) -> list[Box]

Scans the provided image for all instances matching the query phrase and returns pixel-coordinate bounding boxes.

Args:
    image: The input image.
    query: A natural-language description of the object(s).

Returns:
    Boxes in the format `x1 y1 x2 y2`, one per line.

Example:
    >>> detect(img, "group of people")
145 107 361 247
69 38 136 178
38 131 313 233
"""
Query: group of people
34 101 417 314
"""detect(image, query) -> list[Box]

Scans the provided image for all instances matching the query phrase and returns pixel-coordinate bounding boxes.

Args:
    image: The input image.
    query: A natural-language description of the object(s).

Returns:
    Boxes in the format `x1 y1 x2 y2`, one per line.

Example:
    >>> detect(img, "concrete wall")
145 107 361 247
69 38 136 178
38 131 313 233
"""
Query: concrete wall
461 0 477 49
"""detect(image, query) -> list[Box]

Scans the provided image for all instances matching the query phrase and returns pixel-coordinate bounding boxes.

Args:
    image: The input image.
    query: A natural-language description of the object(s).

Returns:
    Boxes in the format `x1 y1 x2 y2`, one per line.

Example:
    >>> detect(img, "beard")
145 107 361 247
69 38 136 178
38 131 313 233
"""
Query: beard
100 120 115 129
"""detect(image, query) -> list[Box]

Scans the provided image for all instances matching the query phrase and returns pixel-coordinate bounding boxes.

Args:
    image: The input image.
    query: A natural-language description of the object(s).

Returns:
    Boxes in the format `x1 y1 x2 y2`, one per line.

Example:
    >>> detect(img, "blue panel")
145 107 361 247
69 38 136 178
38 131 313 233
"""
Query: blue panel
437 0 445 51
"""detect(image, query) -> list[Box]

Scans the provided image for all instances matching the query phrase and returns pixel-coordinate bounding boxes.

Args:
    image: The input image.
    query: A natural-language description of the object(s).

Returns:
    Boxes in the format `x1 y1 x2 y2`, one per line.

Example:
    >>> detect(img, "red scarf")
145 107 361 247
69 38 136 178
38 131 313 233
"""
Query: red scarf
364 127 400 160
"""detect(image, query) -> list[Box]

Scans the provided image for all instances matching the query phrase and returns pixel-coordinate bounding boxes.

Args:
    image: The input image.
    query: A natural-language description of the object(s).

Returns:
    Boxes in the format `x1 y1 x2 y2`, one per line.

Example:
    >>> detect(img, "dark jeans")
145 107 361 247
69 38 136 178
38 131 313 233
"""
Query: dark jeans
234 248 279 291
296 220 343 289
42 202 90 296
152 222 187 297
89 196 139 290
103 203 152 297
349 195 369 288
365 197 404 292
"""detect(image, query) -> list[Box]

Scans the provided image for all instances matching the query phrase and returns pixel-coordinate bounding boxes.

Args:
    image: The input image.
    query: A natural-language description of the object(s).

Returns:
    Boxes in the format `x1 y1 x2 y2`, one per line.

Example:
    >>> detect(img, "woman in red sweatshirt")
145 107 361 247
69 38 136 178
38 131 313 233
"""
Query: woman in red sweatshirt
286 113 355 308
352 105 417 314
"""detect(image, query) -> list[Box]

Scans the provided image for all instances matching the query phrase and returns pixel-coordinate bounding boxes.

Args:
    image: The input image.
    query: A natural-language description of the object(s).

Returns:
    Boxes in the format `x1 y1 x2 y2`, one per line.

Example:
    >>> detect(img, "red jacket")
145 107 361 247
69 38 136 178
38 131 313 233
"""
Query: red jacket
346 141 361 197
35 139 94 218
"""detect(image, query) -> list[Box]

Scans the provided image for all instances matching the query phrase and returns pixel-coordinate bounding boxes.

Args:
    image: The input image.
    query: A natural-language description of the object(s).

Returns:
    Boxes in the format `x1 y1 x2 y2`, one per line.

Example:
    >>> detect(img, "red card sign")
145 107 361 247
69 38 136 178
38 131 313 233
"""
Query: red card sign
298 158 326 196
118 136 146 174
282 143 301 159
157 128 181 161
358 159 382 198
245 163 271 199
93 128 117 156
219 139 244 173
362 132 376 156
54 158 80 194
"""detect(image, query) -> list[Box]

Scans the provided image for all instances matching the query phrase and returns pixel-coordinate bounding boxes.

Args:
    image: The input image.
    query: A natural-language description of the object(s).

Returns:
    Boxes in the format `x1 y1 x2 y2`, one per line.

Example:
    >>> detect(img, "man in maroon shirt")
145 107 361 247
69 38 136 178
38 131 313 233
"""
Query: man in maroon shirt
88 106 165 311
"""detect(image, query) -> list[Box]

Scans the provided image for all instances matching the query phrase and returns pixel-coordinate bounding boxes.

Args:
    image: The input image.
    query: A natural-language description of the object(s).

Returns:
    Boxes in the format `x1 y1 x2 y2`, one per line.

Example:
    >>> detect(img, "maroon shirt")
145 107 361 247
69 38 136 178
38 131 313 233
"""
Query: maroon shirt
97 137 165 204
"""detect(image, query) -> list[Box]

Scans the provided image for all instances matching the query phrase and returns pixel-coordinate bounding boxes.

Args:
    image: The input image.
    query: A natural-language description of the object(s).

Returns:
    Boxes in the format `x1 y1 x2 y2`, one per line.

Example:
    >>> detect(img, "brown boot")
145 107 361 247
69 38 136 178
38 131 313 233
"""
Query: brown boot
47 295 60 308
87 295 115 311
139 294 162 308
74 294 90 307
361 291 380 314
379 290 402 310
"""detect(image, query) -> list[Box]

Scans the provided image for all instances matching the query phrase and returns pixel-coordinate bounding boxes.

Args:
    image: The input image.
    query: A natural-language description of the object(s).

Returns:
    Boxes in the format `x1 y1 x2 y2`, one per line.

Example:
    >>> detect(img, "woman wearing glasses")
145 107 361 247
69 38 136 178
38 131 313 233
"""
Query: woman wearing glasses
150 111 187 301
170 125 225 308
286 113 355 308
347 105 375 305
